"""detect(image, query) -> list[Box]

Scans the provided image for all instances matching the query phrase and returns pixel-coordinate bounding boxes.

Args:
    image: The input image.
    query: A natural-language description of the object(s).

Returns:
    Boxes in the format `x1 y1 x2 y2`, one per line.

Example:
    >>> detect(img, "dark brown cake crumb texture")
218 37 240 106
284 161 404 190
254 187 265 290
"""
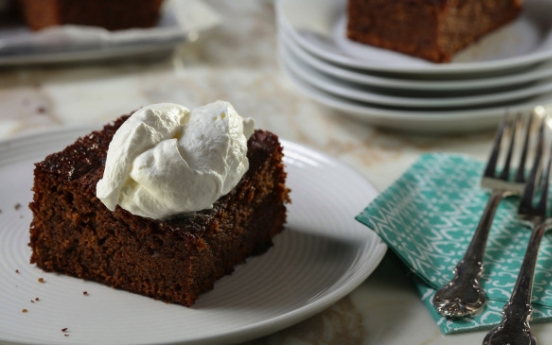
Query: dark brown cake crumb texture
17 0 164 31
29 115 290 307
347 0 522 62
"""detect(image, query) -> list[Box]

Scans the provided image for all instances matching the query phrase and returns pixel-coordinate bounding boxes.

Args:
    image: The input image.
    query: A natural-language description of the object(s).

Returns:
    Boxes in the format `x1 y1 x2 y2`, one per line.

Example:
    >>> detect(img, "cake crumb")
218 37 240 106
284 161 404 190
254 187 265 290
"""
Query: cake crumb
83 291 88 296
31 300 34 303
22 309 28 313
61 328 68 332
38 278 45 283
35 297 40 301
14 203 21 210
64 334 69 337
15 269 19 273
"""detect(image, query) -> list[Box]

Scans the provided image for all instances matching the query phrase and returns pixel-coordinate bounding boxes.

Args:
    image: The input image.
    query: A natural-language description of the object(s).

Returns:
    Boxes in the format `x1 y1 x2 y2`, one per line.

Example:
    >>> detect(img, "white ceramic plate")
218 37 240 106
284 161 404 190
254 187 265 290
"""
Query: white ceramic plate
0 127 387 345
280 59 552 133
281 40 552 109
281 30 552 93
0 0 220 65
0 41 180 65
277 0 552 76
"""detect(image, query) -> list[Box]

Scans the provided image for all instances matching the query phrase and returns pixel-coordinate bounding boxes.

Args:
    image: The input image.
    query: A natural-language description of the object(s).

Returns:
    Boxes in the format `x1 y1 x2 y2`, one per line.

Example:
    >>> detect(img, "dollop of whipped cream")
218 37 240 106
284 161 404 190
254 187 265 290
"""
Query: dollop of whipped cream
96 101 255 219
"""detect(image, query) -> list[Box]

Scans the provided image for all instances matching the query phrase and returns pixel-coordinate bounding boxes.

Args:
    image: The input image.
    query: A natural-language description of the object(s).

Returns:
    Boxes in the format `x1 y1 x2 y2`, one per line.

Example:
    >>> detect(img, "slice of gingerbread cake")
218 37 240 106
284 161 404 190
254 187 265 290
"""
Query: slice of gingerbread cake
29 101 290 307
347 0 523 63
17 0 164 31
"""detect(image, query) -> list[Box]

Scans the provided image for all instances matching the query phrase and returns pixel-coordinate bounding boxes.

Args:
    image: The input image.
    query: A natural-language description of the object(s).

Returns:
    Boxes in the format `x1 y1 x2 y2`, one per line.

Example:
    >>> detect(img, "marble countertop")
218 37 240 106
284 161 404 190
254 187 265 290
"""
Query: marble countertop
1 1 550 345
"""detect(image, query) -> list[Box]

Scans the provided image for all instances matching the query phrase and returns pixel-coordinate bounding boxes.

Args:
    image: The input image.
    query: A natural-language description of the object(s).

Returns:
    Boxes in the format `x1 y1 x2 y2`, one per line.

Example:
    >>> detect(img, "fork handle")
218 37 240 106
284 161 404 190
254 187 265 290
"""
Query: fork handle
483 222 547 345
432 190 504 317
463 190 505 265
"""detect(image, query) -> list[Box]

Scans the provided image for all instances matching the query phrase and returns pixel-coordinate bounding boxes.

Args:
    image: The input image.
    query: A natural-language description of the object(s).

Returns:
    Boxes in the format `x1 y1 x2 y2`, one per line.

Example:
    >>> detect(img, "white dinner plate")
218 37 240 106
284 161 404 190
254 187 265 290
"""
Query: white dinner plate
0 126 387 345
280 59 552 133
281 30 552 93
281 41 552 109
277 0 552 76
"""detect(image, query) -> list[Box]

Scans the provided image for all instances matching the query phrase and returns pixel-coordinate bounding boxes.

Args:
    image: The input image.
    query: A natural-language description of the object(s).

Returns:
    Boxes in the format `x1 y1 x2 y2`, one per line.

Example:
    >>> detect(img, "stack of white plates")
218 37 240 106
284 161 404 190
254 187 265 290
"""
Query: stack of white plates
276 0 552 133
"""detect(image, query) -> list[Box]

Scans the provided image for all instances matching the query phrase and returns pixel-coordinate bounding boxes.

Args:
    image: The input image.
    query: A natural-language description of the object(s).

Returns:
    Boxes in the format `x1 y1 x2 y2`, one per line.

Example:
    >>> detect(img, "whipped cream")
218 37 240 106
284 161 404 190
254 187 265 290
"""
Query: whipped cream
96 101 255 219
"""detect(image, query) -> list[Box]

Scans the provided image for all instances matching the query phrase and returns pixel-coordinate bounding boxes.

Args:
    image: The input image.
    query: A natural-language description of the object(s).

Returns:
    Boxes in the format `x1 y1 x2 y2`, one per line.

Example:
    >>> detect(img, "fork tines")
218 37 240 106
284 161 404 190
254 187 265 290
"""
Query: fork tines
483 112 535 190
519 111 552 219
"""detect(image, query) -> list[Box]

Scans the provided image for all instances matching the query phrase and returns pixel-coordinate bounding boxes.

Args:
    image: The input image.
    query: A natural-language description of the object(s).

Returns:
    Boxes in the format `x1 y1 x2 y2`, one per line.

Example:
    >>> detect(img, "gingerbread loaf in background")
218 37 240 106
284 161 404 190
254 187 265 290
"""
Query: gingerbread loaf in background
18 0 164 31
347 0 523 63
29 105 290 307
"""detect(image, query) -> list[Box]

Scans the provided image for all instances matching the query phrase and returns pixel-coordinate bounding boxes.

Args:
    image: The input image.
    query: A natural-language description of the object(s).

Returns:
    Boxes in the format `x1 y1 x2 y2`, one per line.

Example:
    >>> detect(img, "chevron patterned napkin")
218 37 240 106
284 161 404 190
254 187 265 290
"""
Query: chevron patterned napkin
356 153 552 334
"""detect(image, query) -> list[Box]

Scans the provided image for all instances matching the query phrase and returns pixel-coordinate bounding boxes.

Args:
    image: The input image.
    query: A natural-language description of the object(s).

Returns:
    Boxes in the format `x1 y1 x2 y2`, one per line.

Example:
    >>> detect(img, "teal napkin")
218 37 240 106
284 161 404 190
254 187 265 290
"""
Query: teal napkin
356 153 552 334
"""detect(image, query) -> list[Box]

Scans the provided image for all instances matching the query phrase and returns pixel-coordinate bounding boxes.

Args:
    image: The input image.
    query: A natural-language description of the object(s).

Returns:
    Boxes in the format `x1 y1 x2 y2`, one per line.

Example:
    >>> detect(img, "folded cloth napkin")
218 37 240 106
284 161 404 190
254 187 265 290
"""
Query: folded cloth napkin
356 153 552 334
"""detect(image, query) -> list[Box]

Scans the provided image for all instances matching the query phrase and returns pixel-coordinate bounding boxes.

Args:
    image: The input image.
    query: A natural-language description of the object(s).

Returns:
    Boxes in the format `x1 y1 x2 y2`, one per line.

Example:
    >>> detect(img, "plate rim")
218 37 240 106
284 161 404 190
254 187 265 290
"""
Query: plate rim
278 57 552 133
277 0 552 75
0 125 387 345
280 54 552 121
280 30 552 92
281 39 552 109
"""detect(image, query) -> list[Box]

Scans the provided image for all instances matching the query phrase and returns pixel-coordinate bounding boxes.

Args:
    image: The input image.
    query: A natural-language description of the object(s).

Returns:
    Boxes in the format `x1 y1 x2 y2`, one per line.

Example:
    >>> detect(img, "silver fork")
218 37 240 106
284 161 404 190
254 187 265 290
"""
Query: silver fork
483 112 551 345
432 112 536 318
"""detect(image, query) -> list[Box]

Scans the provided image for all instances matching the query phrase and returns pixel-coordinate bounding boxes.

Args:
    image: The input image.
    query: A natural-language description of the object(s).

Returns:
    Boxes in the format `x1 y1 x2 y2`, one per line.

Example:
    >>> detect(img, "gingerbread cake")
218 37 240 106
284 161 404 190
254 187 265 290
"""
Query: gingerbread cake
17 0 164 31
29 115 290 307
347 0 522 63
